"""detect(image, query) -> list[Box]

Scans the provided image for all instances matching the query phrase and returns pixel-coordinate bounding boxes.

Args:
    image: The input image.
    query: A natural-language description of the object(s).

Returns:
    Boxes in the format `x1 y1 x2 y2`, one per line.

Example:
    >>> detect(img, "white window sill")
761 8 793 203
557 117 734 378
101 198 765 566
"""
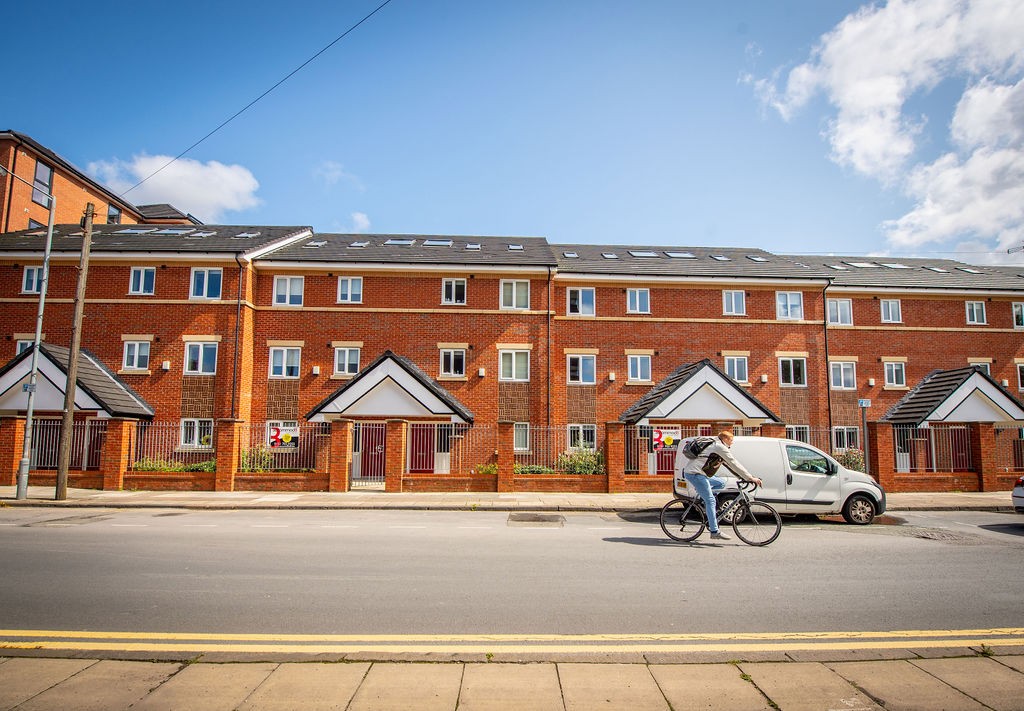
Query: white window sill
883 385 909 391
330 373 357 380
118 369 151 376
625 380 654 386
438 375 468 381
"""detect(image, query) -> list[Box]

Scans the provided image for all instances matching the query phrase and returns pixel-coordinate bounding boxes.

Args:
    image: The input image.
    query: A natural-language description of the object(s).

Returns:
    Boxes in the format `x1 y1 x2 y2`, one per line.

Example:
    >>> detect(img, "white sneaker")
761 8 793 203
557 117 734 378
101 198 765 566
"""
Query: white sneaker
710 531 731 540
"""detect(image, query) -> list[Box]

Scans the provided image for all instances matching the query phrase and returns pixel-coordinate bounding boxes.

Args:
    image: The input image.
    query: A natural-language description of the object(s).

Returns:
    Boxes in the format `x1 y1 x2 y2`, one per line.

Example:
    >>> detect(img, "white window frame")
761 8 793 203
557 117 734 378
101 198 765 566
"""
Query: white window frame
779 357 807 387
180 418 214 449
269 346 301 379
776 291 804 320
786 425 810 443
972 361 991 376
832 426 859 452
337 276 363 304
884 361 906 387
190 268 222 300
514 422 530 452
830 361 857 390
1014 303 1024 329
881 299 902 323
567 424 597 451
129 267 155 295
442 278 467 305
966 301 986 325
273 276 304 306
500 280 530 310
16 340 33 355
566 287 595 316
725 355 748 383
184 342 218 375
627 288 650 314
723 290 746 316
440 348 465 377
22 266 42 294
122 341 150 371
827 298 853 326
627 354 651 382
499 350 530 381
567 354 596 384
334 347 360 376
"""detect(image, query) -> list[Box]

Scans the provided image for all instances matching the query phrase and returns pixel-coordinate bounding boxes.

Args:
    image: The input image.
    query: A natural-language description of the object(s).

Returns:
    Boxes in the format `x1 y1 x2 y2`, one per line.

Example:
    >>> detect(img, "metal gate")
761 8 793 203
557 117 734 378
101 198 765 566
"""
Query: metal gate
352 422 386 487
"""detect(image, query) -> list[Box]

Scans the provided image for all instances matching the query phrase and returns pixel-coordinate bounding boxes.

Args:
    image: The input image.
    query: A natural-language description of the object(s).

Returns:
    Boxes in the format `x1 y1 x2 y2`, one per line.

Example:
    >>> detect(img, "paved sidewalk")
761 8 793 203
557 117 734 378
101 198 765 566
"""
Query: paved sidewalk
0 485 1015 512
2 652 1023 710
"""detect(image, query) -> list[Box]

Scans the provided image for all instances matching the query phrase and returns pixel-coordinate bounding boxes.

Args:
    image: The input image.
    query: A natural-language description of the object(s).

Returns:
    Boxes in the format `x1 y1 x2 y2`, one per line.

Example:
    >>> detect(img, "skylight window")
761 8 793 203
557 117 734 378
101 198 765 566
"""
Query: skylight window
384 238 415 246
956 267 982 274
423 239 453 247
844 261 880 268
234 231 260 238
746 255 769 262
466 243 481 250
923 266 949 273
154 228 194 236
602 252 619 259
881 262 911 269
304 240 328 248
665 251 696 259
628 250 659 258
116 228 156 235
825 264 849 271
507 244 524 251
349 241 368 248
562 251 578 258
710 255 731 261
192 231 216 237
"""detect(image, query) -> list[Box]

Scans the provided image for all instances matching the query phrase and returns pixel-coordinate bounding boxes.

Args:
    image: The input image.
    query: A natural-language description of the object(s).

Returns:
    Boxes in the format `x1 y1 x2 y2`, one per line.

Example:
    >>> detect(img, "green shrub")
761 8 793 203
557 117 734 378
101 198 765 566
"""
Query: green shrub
240 445 273 472
514 463 555 474
555 448 605 475
836 448 865 472
474 463 498 476
184 459 216 472
132 457 216 472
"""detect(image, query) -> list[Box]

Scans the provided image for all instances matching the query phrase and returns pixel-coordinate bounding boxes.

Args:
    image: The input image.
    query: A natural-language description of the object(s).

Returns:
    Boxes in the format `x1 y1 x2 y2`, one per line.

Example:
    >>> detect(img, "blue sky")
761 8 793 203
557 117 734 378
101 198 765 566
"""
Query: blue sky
6 1 1023 263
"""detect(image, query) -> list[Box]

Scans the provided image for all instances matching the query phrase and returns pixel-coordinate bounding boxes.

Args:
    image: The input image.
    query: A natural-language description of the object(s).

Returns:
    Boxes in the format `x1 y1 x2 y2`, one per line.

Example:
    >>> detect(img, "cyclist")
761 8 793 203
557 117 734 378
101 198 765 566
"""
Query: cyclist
676 430 763 540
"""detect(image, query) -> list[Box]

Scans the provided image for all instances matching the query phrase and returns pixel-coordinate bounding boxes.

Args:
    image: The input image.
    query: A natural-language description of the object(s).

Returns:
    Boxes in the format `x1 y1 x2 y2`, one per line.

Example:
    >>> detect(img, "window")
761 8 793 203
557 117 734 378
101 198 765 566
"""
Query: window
567 354 596 384
337 276 363 303
499 350 529 381
966 301 986 324
972 361 991 376
107 205 122 224
776 291 804 320
269 347 301 378
32 161 53 206
27 219 43 229
785 425 810 443
725 356 748 383
830 361 857 389
16 340 33 355
881 299 902 323
440 349 465 377
191 268 222 299
334 347 360 376
567 287 595 316
273 276 304 306
184 342 217 374
787 445 830 474
129 267 155 295
723 290 746 316
884 361 906 387
1018 364 1024 390
22 266 42 294
1014 303 1024 329
123 341 150 370
514 423 530 452
827 298 853 326
180 418 213 449
501 280 530 310
442 278 466 305
627 288 650 314
779 357 807 387
832 426 859 451
628 354 651 382
568 424 597 450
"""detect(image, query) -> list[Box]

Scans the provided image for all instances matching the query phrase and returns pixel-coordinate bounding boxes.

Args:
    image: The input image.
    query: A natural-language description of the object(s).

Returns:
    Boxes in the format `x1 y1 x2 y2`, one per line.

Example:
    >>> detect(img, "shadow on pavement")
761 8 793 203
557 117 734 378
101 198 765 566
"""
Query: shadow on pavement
979 522 1024 537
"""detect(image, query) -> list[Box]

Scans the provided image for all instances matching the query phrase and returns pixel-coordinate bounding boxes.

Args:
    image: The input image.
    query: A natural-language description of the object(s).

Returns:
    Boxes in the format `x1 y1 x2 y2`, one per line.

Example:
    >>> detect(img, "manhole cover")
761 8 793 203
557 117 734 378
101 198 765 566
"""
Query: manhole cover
507 513 564 527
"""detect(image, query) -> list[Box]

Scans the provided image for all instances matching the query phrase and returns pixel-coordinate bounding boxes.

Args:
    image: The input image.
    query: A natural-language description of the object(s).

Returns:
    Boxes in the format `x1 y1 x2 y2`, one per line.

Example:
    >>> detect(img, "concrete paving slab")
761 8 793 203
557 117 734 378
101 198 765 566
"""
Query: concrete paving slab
829 660 987 711
785 648 921 662
643 650 791 665
236 662 370 711
0 657 96 709
558 663 668 710
907 646 979 659
14 660 180 711
740 661 882 711
457 663 563 711
650 663 771 711
997 655 1024 673
911 657 1024 711
347 662 463 711
131 662 277 711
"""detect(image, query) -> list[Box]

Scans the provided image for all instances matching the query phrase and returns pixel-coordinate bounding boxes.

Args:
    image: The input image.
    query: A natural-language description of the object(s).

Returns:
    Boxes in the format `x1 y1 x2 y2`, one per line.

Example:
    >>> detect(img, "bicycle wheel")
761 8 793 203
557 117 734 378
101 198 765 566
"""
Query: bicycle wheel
731 501 782 546
659 498 706 542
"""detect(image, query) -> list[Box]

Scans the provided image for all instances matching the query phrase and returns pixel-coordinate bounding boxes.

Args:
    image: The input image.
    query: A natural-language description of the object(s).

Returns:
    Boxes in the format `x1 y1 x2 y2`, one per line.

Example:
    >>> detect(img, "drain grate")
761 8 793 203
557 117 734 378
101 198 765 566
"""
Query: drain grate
507 513 565 527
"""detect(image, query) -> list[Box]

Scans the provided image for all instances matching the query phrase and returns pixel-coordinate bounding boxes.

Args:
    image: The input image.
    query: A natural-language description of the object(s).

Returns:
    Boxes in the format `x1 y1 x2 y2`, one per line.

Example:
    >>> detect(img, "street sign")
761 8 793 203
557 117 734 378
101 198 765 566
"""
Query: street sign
22 383 35 393
858 399 871 408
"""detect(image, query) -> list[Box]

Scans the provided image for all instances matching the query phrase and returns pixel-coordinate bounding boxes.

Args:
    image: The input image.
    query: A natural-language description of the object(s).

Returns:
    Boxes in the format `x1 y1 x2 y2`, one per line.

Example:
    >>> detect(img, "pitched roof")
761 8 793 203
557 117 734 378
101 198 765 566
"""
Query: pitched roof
782 254 1024 291
136 203 202 224
882 365 1024 425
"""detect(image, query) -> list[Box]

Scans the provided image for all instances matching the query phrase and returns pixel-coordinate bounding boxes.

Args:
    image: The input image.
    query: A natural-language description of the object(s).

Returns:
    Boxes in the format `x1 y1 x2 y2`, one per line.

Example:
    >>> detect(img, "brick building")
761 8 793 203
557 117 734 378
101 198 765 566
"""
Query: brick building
0 224 1022 494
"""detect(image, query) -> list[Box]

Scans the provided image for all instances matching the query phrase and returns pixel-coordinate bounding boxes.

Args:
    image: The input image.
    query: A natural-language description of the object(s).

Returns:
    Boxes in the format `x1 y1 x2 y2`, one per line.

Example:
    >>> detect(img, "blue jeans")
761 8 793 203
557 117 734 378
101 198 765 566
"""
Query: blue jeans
684 473 727 532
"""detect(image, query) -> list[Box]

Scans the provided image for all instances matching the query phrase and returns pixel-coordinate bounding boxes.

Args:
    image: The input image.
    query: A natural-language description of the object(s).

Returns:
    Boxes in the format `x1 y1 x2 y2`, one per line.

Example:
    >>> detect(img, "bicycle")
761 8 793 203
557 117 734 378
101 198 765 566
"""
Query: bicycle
659 480 782 546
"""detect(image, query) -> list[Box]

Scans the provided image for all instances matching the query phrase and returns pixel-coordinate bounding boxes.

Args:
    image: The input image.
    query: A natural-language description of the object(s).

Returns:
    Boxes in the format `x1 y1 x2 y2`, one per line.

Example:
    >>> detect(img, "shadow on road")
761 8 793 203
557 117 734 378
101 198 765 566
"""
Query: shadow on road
603 536 723 548
979 522 1024 537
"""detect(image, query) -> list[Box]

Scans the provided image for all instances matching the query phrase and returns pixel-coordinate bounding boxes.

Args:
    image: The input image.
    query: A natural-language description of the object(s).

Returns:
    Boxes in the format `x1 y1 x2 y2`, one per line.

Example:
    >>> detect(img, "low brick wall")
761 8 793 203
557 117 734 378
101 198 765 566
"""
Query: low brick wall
235 473 329 492
402 474 498 492
27 471 103 489
622 476 673 494
513 474 609 493
123 472 215 491
891 472 981 493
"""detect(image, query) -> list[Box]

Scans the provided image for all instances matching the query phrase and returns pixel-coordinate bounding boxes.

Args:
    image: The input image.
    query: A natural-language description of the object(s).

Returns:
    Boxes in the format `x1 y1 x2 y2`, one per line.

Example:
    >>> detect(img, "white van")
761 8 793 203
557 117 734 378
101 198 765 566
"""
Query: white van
674 436 886 524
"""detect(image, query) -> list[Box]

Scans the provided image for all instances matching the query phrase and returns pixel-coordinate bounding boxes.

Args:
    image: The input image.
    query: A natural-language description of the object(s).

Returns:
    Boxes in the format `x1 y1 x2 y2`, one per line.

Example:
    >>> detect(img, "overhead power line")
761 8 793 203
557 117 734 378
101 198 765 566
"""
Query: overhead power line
122 0 394 197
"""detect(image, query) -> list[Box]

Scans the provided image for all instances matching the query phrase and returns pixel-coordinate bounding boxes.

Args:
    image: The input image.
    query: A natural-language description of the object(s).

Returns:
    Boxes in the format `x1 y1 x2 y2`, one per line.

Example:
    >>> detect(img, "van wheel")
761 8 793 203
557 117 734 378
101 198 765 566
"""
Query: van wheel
716 495 737 524
842 494 876 525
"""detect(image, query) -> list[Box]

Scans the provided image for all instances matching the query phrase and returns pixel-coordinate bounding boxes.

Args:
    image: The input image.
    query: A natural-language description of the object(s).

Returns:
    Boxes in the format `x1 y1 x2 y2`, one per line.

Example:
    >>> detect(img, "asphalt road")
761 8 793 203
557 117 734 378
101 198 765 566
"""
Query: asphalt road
1 507 1022 638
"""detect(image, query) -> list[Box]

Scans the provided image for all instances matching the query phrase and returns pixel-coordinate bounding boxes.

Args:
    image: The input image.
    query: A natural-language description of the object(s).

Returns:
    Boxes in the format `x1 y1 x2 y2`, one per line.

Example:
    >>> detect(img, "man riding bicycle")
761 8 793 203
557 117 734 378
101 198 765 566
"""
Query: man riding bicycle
674 430 763 541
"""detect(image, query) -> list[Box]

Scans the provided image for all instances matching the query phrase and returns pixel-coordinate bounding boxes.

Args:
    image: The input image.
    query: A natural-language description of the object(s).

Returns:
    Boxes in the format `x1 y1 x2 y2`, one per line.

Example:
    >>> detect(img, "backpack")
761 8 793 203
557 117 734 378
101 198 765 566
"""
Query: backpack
680 436 716 460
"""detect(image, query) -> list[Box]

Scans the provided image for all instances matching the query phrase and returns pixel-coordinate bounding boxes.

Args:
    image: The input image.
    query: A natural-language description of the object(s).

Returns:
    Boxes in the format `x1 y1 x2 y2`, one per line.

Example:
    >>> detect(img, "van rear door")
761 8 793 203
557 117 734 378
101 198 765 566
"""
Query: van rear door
783 443 842 512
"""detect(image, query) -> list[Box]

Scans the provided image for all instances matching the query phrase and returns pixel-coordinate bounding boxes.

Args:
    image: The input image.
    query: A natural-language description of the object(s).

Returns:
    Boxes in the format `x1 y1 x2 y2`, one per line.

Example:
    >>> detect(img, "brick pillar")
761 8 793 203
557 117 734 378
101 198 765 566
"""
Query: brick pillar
214 419 243 492
0 418 26 486
100 419 134 491
329 419 353 492
759 422 786 438
867 422 895 490
605 421 625 493
384 419 406 492
496 421 515 492
971 422 1000 491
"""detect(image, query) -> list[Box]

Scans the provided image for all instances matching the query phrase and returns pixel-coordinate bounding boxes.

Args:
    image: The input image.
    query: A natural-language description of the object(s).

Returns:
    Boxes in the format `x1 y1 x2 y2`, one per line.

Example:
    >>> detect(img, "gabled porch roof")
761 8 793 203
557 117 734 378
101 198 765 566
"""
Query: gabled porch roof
882 366 1024 426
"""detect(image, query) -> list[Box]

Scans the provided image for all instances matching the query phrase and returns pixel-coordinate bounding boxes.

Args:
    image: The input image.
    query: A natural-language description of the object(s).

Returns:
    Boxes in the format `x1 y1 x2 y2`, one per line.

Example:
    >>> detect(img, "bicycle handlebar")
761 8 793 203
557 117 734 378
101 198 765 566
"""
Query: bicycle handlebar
738 479 759 490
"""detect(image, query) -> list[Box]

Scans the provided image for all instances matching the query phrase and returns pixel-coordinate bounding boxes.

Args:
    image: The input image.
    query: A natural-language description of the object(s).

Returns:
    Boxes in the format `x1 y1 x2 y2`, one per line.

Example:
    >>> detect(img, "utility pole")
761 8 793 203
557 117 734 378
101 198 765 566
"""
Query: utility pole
55 203 94 500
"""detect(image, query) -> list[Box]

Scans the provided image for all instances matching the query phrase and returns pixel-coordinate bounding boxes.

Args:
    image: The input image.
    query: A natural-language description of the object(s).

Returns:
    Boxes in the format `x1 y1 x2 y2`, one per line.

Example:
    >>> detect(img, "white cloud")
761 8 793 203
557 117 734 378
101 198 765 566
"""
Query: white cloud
313 160 364 191
349 212 371 232
754 0 1024 259
88 154 260 223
